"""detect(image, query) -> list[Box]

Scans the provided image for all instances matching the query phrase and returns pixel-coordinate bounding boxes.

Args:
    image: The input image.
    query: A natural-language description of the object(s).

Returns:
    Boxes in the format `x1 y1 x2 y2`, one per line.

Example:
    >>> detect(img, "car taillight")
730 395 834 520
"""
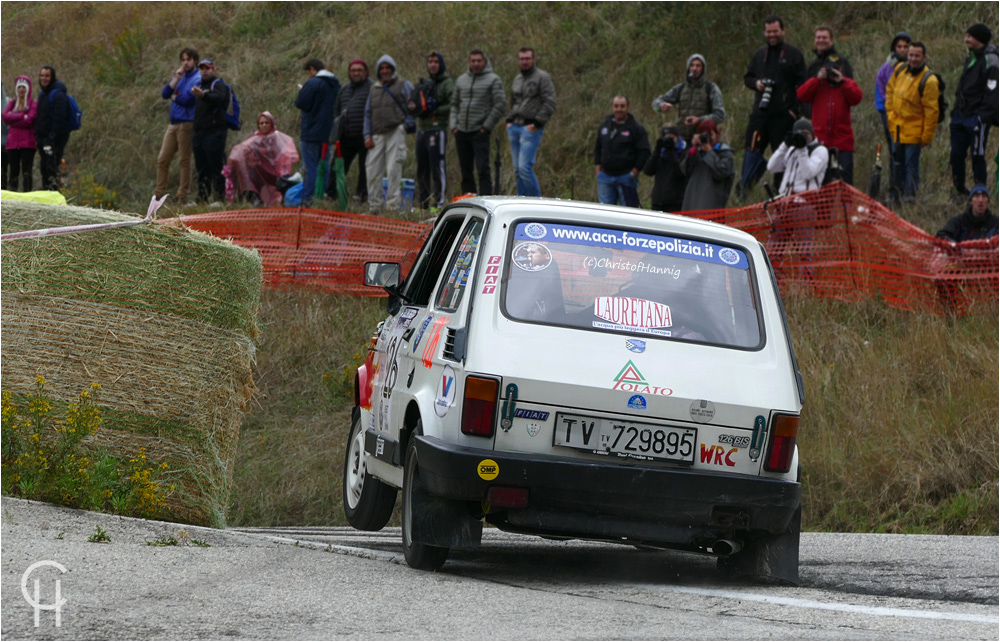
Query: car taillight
764 414 799 473
462 376 498 437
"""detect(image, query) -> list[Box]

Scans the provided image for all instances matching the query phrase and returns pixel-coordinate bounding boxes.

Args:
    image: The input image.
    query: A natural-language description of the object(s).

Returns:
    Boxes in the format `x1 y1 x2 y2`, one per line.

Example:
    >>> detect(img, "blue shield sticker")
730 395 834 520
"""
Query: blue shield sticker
626 339 646 353
627 395 647 410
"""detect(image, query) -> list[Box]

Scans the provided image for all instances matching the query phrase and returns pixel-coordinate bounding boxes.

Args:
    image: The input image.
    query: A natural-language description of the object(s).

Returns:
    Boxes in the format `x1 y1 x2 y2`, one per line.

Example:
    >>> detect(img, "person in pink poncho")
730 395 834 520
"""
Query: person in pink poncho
226 111 299 206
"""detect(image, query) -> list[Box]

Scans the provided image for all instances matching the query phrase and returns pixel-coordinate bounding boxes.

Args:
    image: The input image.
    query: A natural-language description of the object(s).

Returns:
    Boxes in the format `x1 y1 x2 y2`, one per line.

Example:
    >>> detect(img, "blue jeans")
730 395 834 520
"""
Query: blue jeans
949 115 990 193
892 143 921 201
597 171 639 207
508 124 544 196
300 140 329 205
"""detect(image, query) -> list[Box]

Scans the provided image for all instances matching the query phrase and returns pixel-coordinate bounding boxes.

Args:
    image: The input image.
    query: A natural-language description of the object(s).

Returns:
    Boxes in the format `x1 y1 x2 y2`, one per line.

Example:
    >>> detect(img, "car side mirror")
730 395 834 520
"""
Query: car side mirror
364 262 400 288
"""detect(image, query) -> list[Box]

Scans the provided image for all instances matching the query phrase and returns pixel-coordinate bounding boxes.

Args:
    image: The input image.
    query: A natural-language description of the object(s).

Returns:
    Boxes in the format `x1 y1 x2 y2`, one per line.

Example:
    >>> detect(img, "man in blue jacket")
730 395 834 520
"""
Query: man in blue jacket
156 48 200 205
296 58 340 206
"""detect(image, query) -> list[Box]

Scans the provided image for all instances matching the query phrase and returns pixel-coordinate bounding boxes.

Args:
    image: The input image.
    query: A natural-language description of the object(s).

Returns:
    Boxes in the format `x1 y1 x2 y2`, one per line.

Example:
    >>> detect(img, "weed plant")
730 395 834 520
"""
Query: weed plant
1 377 174 519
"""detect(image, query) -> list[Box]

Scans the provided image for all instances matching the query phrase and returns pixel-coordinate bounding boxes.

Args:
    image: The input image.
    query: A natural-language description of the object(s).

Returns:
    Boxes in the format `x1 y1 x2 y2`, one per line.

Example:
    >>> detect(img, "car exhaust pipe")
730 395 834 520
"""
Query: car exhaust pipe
713 539 743 556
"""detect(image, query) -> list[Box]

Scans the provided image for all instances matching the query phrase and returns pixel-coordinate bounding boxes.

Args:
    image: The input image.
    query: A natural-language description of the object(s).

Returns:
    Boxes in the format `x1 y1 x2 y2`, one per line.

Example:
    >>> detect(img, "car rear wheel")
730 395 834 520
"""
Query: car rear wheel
717 504 801 585
402 430 450 571
342 407 397 531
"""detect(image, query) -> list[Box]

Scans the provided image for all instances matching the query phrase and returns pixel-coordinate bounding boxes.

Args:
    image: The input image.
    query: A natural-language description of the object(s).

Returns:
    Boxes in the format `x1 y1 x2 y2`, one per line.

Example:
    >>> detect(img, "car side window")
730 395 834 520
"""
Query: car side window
435 218 484 312
401 215 466 306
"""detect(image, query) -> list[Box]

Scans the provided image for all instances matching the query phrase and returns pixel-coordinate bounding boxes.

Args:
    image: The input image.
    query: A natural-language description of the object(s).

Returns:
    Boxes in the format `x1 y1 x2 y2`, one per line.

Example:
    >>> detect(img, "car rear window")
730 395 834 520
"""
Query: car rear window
502 221 763 348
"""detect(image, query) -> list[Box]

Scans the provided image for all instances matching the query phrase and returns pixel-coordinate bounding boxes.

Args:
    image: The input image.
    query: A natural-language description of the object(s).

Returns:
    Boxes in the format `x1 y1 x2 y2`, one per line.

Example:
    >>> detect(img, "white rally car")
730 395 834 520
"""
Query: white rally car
343 197 803 584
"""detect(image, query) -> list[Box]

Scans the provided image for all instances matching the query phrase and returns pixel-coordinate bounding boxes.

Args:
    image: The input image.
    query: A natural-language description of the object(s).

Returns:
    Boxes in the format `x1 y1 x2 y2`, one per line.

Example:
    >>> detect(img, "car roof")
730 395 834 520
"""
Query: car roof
445 196 759 248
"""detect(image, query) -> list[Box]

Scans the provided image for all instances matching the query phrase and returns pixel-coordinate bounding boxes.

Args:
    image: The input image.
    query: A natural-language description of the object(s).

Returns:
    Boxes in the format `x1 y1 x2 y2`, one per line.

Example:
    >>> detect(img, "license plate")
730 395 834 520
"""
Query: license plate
553 413 696 464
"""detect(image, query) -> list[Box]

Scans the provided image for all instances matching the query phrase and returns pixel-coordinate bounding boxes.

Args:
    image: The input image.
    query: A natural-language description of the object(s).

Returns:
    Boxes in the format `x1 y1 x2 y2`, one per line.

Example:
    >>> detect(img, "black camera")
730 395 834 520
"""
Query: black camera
660 135 675 150
758 79 776 111
783 131 807 148
698 132 711 145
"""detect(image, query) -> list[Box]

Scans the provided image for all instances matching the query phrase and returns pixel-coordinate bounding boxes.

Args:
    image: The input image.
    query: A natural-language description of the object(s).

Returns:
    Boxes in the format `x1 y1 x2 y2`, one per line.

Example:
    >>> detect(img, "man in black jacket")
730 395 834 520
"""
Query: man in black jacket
937 185 998 242
594 95 650 208
191 60 230 203
949 23 998 201
35 65 70 190
331 59 373 203
737 15 807 197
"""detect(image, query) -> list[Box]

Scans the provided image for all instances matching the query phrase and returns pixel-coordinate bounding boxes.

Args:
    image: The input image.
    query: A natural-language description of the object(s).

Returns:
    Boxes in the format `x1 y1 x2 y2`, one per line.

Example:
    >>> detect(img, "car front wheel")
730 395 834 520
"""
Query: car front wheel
342 407 397 530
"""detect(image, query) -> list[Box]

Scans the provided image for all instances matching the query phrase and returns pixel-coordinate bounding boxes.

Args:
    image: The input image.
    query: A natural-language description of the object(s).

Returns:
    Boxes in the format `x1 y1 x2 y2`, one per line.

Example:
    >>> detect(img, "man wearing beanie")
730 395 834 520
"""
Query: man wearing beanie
949 23 998 201
332 59 374 203
937 185 999 242
766 118 828 197
874 32 911 149
651 53 726 143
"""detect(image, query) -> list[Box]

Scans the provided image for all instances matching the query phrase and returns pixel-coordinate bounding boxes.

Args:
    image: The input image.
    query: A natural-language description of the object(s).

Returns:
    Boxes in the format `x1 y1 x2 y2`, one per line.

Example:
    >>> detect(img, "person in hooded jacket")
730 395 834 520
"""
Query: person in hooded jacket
450 49 506 196
796 56 863 185
364 54 414 212
413 51 455 208
34 65 70 190
3 76 38 192
643 125 688 213
949 23 999 200
875 32 912 150
651 54 726 143
680 119 734 211
191 60 230 204
227 111 299 207
593 95 650 208
331 59 374 203
296 57 340 206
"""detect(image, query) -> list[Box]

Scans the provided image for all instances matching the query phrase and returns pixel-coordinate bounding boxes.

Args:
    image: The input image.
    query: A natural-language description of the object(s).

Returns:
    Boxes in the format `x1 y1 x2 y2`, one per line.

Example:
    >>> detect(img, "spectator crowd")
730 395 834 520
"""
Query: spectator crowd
1 16 996 240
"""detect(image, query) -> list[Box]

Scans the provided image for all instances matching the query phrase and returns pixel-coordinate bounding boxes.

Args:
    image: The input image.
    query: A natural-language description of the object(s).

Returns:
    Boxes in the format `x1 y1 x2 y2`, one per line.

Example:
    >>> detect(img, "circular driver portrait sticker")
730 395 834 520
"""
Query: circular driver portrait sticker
512 241 553 272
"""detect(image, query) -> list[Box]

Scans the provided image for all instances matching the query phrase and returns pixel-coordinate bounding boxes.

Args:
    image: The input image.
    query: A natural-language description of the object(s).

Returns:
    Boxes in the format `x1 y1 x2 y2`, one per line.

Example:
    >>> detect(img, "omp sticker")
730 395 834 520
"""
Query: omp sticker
612 360 673 396
689 399 716 423
627 395 647 410
435 365 457 417
512 241 552 272
594 297 671 336
513 409 549 421
477 459 500 480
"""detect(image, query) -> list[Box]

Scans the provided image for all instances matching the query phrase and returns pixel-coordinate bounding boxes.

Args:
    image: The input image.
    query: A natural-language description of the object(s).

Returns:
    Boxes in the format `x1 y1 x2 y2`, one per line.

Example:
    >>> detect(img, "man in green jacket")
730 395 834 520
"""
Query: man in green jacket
506 47 557 197
413 51 455 209
450 49 505 196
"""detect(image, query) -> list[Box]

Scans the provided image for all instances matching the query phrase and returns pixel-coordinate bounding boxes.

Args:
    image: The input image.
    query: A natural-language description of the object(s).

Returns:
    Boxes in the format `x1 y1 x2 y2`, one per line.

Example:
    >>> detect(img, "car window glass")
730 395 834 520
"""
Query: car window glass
401 215 466 306
501 221 762 349
435 218 484 311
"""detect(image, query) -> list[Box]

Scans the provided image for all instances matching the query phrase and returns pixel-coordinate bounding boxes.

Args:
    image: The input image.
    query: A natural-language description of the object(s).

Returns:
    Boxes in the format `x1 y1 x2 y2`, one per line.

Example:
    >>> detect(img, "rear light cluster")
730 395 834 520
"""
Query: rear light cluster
764 414 799 473
461 376 498 437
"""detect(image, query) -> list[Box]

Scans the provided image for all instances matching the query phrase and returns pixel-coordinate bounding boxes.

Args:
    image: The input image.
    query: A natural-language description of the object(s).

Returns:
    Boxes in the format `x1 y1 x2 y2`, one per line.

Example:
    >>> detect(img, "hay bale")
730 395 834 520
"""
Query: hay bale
1 201 262 527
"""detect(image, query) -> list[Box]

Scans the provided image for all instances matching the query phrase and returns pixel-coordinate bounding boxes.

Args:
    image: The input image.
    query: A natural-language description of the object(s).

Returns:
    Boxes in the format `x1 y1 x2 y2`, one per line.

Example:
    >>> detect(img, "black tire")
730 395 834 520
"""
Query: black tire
342 408 397 531
401 432 450 571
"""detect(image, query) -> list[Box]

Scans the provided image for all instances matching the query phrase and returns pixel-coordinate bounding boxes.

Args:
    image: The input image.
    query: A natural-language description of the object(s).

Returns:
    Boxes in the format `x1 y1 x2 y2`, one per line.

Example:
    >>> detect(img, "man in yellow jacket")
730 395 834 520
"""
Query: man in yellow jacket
885 41 940 202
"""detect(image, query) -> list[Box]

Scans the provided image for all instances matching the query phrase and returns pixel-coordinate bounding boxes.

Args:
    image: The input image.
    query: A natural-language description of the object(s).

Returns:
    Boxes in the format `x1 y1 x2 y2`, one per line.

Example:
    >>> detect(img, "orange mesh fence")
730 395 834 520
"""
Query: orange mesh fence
181 208 430 296
181 184 997 314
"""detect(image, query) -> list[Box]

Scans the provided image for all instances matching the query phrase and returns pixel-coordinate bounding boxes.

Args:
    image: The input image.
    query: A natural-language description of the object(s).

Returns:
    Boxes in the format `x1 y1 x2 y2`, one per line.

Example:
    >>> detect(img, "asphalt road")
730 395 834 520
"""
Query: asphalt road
2 496 997 640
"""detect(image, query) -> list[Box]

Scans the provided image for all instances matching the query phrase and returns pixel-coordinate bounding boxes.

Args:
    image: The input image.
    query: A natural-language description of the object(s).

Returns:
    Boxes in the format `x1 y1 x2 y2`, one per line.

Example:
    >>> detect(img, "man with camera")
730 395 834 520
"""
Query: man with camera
680 119 734 211
738 15 808 197
766 118 828 197
651 54 726 143
643 125 689 213
797 51 863 186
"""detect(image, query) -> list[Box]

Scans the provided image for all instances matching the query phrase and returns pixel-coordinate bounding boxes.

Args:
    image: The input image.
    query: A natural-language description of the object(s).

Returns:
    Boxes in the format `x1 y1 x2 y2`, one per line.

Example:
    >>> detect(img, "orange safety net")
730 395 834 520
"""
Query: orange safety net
180 183 997 314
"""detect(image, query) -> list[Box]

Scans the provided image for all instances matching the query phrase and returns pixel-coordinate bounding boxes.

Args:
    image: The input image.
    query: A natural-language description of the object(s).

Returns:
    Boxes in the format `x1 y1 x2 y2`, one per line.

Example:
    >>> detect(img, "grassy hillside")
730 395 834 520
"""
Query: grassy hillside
2 2 997 230
3 2 997 533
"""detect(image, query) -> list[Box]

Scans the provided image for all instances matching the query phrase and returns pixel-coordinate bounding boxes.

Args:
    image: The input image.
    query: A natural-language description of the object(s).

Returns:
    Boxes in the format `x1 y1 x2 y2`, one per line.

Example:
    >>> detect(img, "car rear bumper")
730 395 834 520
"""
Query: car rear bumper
414 434 800 545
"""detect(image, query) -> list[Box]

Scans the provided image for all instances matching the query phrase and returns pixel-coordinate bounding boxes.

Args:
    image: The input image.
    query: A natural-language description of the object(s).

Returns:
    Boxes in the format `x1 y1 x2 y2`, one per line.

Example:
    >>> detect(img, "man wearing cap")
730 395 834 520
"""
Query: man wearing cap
652 53 726 143
949 23 998 201
937 185 998 242
885 41 940 202
296 58 340 206
875 32 912 149
156 47 200 205
766 118 828 197
191 59 230 204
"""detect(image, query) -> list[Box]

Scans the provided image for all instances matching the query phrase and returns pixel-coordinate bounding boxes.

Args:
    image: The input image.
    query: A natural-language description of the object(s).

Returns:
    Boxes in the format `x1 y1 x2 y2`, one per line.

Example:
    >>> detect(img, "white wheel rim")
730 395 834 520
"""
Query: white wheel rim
346 427 366 509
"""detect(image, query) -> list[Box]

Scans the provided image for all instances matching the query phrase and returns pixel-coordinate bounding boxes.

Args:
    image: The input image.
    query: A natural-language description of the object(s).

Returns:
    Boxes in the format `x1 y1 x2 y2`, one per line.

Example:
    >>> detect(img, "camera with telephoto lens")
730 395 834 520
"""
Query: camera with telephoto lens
783 130 808 149
758 79 776 111
698 132 711 145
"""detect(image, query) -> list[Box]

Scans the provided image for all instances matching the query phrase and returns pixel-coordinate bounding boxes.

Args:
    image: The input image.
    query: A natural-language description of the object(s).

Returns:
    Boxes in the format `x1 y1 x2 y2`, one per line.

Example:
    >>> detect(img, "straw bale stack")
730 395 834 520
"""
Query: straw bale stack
1 201 262 527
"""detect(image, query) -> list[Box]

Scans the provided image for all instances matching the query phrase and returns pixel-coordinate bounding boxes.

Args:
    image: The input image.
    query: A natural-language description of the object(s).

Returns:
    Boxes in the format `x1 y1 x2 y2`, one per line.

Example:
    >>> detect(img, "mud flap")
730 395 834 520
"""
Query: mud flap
409 474 483 548
717 505 800 586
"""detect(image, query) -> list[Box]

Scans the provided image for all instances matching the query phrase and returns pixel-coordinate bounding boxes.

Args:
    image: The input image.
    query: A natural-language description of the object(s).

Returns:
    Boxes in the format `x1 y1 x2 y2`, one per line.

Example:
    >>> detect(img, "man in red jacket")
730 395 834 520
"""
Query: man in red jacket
796 55 863 185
